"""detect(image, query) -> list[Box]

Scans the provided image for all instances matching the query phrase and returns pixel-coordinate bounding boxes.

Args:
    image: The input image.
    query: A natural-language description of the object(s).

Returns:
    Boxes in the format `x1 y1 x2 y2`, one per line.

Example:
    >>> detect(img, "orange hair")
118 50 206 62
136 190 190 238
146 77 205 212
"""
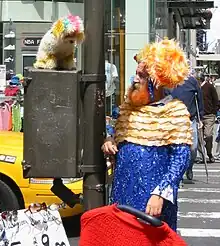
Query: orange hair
136 38 189 88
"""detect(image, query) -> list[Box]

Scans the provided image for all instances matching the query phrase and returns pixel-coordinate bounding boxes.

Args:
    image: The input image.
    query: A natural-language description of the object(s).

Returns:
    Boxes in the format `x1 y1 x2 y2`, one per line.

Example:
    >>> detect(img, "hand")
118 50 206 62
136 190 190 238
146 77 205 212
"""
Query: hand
146 195 164 217
101 137 118 155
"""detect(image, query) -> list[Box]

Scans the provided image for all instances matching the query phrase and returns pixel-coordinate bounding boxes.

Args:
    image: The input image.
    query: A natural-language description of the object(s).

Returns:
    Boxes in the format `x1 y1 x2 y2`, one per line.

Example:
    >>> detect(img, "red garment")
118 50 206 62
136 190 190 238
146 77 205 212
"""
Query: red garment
79 204 188 246
4 86 20 96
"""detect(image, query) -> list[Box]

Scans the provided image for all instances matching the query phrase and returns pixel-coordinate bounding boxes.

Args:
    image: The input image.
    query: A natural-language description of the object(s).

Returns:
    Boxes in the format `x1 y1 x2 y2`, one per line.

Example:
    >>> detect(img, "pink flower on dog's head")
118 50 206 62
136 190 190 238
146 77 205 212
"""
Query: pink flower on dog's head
67 14 83 32
67 14 78 22
52 14 85 43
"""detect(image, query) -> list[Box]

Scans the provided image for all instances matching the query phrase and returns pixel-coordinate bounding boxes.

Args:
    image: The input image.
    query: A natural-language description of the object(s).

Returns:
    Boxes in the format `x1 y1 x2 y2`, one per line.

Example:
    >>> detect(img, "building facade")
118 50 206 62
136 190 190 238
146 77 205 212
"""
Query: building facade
0 0 214 114
0 0 150 109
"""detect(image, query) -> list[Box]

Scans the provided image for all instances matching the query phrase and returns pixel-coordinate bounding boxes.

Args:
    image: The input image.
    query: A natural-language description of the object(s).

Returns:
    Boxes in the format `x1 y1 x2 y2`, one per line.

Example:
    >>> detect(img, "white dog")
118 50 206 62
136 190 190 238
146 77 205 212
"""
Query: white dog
34 14 84 70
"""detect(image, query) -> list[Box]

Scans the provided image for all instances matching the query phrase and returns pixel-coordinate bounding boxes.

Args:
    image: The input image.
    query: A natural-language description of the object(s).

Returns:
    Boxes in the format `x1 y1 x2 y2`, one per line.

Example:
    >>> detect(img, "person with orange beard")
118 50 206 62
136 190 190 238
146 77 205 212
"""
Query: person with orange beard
102 38 193 231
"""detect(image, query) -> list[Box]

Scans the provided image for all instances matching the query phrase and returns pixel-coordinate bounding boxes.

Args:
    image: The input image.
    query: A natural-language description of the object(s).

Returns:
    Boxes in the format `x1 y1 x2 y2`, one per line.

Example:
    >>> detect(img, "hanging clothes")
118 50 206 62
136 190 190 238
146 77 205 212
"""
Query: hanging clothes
0 102 11 131
12 103 21 132
8 107 12 131
4 86 20 97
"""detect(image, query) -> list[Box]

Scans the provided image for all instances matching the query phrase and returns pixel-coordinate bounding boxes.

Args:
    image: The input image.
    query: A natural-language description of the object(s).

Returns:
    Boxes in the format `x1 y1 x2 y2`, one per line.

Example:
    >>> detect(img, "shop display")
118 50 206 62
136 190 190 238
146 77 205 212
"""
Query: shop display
0 96 23 132
4 21 16 72
4 45 15 51
0 74 24 132
34 14 84 70
4 56 14 63
0 202 70 246
4 31 15 39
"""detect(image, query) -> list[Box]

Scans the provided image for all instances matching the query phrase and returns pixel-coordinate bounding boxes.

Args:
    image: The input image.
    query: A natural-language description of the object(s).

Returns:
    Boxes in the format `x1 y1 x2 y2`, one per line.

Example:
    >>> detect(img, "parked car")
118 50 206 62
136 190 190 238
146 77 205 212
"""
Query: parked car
0 131 83 217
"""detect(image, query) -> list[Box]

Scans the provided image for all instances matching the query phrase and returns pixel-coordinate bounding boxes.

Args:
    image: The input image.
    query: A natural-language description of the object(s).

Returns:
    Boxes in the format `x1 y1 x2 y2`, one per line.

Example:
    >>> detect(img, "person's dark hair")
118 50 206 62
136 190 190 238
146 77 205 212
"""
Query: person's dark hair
196 72 205 82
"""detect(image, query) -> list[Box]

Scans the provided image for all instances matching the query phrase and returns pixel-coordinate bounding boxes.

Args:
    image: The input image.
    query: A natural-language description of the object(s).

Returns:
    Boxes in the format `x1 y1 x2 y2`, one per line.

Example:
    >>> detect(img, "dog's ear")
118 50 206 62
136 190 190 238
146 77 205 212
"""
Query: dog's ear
75 32 85 44
52 19 65 38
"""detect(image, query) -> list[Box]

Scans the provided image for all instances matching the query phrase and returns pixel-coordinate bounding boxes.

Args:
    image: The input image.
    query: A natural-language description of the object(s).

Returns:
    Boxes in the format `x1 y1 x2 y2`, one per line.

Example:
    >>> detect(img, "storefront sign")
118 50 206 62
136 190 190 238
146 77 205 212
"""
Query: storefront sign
22 37 42 47
0 208 70 246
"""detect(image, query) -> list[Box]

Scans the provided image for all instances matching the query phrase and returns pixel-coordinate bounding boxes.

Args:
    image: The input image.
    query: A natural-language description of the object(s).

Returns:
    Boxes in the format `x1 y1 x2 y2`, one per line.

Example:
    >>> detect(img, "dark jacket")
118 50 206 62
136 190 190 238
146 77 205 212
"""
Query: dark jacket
201 82 219 115
165 76 204 121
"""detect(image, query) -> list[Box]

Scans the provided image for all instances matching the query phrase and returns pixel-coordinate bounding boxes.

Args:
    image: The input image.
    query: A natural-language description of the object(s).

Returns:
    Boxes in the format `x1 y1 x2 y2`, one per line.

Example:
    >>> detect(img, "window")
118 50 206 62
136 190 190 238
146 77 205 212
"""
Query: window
22 55 36 75
105 0 125 116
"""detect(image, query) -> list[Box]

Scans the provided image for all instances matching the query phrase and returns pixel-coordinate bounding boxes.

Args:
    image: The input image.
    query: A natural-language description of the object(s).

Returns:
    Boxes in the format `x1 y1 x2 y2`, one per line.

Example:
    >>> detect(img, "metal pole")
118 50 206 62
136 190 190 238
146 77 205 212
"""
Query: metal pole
195 92 209 183
110 0 113 115
83 0 106 210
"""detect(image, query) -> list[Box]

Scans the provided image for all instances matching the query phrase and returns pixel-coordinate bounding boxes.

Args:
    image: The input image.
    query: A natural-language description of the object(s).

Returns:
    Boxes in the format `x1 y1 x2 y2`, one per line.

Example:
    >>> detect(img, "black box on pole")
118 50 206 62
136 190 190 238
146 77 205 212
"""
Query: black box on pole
22 68 82 178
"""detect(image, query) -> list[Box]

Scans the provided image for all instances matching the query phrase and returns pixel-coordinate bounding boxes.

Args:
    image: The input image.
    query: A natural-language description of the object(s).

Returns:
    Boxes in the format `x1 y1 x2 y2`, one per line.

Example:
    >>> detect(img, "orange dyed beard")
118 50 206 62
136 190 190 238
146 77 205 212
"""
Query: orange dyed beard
128 82 164 107
128 82 150 106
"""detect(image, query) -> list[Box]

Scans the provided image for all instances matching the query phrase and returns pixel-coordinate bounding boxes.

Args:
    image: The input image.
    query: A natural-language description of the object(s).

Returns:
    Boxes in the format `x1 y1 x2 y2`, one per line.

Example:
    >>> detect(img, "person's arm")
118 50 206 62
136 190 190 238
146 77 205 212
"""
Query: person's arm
211 84 219 114
150 144 191 204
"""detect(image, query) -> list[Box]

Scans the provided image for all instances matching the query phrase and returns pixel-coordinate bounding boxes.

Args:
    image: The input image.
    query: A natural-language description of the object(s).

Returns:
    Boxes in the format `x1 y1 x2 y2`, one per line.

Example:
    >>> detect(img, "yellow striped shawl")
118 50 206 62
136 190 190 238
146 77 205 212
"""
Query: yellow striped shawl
115 99 193 146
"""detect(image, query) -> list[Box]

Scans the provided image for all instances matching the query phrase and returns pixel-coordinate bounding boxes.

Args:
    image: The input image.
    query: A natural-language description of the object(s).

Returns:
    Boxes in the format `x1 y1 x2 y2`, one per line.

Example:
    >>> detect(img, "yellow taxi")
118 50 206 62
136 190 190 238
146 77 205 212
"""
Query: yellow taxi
0 131 83 217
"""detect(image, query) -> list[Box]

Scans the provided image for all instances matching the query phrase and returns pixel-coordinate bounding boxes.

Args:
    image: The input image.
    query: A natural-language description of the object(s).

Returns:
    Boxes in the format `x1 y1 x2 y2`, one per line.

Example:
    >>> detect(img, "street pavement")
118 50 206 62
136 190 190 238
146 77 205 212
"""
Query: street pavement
178 161 220 245
63 215 80 245
65 161 220 246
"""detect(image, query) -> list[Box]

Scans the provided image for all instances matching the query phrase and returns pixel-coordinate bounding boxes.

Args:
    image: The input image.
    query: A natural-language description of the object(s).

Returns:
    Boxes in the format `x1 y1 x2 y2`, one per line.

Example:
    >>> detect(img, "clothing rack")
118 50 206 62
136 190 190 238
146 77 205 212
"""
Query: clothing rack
0 94 24 132
0 94 23 104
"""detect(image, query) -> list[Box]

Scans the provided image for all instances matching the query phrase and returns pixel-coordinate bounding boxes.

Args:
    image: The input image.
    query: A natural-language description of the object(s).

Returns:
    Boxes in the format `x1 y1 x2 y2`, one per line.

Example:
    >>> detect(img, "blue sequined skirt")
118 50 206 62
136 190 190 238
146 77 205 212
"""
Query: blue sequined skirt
110 142 185 231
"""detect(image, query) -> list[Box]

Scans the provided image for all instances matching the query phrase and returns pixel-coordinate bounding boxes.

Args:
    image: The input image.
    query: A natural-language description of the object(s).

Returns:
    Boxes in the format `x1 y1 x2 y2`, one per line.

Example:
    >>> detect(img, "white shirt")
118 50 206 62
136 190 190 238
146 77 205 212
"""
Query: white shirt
105 60 118 97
